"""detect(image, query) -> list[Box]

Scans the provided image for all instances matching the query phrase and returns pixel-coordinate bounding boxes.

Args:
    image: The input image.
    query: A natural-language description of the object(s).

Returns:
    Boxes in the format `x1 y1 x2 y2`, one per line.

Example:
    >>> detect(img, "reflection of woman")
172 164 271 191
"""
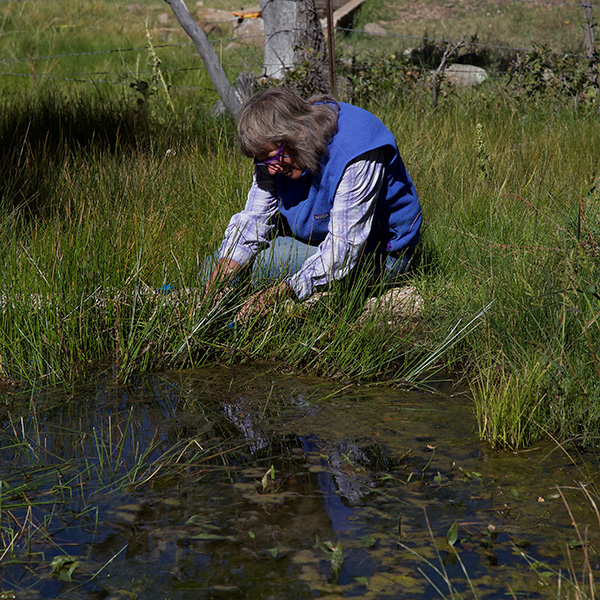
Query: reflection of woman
208 88 422 319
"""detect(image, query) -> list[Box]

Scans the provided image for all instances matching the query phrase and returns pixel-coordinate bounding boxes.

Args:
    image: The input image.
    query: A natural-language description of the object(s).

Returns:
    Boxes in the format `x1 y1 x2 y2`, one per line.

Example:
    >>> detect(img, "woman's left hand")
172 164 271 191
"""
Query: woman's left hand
238 281 293 322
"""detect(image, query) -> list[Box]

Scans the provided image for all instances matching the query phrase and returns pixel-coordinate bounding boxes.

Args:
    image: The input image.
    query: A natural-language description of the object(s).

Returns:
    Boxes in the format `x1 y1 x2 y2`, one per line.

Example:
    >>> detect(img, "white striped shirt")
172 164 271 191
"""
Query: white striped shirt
218 149 384 300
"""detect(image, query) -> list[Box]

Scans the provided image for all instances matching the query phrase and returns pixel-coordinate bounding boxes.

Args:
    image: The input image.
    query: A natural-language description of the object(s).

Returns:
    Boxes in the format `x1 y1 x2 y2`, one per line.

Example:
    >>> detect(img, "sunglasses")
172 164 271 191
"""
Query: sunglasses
254 143 294 167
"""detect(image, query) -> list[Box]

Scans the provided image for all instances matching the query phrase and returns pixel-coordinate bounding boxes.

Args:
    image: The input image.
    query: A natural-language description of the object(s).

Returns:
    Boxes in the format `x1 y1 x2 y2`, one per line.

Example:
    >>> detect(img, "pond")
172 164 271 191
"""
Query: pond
0 366 598 599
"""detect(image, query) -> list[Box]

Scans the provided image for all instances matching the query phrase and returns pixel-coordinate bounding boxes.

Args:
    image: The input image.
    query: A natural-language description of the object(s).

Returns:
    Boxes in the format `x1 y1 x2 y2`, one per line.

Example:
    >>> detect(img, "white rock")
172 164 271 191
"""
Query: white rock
445 64 489 86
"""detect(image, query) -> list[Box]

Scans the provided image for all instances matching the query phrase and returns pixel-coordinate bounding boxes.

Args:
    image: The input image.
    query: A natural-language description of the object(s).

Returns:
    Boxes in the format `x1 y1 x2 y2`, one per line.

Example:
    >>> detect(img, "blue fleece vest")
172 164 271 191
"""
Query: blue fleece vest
275 102 422 254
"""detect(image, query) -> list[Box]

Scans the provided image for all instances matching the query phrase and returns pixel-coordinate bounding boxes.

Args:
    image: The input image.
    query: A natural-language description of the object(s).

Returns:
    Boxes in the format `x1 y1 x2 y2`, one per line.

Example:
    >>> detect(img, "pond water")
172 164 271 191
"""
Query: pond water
0 366 598 599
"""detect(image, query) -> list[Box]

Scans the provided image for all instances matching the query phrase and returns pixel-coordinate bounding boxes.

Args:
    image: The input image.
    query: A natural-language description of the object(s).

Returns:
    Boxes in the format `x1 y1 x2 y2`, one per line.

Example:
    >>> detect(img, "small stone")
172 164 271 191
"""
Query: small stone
364 22 387 36
358 286 423 325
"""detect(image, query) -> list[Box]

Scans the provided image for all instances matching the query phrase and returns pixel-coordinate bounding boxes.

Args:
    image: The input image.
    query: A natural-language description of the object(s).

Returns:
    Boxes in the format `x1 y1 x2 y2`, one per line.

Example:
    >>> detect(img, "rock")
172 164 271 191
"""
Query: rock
199 22 222 36
286 286 423 327
196 6 233 23
364 22 387 36
299 291 330 309
233 16 265 45
358 286 423 325
445 64 489 86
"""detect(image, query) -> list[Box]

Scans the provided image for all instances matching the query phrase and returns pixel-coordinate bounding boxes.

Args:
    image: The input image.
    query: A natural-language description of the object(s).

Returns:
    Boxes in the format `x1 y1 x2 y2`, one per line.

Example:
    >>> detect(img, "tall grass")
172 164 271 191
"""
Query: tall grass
1 69 599 448
382 89 600 448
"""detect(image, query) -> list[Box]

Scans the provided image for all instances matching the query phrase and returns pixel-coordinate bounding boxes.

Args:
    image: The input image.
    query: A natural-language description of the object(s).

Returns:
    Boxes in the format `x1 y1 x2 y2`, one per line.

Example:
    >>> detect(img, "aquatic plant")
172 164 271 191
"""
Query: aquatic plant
472 355 549 449
515 483 598 600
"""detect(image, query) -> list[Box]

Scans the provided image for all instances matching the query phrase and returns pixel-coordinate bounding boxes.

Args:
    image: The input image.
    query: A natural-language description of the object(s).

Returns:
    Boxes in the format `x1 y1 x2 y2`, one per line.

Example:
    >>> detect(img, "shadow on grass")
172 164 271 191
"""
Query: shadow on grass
0 88 187 217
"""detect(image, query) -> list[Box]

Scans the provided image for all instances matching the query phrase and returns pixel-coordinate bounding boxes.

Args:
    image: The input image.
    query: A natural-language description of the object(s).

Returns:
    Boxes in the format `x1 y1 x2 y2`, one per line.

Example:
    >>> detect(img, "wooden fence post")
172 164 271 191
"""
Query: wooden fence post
582 0 599 96
326 0 336 95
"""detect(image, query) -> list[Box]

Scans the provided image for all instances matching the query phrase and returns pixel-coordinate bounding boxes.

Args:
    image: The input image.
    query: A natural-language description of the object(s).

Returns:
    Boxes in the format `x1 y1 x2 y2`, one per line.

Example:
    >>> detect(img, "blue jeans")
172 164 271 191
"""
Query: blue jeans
206 236 414 289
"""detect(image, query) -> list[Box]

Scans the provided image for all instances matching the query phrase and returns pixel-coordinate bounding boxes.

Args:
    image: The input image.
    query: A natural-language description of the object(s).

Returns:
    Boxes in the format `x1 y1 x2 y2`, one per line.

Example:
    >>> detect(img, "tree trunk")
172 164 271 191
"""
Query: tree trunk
165 0 243 116
259 0 329 93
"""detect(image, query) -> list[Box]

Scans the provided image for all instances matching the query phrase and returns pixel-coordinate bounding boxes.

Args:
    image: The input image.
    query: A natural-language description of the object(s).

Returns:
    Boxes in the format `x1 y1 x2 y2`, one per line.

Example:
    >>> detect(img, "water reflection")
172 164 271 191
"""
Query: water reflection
0 367 599 599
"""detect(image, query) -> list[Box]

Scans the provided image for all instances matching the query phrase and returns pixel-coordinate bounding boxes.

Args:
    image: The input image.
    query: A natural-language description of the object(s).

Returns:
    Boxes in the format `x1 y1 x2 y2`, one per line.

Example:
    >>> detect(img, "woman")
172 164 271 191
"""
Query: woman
208 88 422 319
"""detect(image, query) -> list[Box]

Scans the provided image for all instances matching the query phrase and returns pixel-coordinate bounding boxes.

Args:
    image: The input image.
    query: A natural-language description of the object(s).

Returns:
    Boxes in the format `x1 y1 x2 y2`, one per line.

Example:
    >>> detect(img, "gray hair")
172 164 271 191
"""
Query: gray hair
236 88 339 175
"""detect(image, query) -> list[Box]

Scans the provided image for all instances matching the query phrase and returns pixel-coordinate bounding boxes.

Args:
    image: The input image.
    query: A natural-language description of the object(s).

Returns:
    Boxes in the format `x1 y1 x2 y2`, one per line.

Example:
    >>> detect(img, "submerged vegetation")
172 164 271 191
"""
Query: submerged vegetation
1 371 599 599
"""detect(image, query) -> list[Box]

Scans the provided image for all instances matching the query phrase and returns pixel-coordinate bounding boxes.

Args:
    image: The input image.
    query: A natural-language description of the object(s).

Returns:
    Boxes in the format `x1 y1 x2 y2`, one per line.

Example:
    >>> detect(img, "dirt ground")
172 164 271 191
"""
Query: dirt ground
200 0 584 57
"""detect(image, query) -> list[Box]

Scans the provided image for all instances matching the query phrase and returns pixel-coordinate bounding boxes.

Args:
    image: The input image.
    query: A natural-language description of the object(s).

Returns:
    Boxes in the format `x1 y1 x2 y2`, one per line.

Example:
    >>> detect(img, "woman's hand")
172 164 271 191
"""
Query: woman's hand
206 257 242 296
238 281 293 322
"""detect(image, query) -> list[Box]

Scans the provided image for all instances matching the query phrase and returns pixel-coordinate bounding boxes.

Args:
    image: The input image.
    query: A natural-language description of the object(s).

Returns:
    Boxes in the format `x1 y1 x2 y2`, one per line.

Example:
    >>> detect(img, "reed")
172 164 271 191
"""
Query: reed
1 71 599 447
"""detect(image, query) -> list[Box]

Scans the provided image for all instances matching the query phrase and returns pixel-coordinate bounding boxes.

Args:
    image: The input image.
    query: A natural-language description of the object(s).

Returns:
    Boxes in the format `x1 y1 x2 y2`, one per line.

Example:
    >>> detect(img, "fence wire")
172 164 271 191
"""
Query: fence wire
0 0 595 85
0 0 593 5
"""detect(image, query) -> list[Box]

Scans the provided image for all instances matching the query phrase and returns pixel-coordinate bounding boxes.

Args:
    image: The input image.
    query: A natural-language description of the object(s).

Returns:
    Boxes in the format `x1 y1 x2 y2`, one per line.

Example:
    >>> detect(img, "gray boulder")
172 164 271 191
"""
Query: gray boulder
445 64 489 86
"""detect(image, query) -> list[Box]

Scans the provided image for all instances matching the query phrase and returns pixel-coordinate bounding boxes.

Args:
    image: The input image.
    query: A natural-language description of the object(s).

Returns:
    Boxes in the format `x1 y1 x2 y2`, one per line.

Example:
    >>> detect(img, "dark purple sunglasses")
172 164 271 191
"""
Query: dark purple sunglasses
254 143 293 167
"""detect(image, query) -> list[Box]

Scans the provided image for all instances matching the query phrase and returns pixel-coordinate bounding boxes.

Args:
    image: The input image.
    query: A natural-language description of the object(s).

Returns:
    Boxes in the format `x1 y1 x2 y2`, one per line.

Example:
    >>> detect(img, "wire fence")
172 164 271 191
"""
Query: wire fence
0 0 592 7
0 0 596 90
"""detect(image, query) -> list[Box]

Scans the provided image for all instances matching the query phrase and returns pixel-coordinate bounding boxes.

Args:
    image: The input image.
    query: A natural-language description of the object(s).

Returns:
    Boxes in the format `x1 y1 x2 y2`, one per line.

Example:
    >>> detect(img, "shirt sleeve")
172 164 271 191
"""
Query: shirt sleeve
217 166 279 266
288 148 385 300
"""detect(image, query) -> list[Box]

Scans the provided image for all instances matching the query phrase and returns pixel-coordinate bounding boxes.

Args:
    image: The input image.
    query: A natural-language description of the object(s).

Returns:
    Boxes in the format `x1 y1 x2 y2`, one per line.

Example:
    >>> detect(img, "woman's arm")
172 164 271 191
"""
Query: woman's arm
209 167 279 288
287 149 385 300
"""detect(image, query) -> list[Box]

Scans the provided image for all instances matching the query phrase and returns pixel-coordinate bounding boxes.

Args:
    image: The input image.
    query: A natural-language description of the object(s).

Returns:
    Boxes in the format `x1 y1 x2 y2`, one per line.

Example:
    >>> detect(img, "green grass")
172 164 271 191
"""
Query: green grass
355 0 588 57
1 0 600 449
1 81 599 452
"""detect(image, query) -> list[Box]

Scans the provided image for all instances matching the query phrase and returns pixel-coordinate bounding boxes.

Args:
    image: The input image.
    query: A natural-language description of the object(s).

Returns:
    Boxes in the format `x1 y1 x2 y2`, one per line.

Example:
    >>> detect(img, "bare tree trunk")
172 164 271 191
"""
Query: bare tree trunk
431 39 464 107
259 0 328 93
165 0 242 116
